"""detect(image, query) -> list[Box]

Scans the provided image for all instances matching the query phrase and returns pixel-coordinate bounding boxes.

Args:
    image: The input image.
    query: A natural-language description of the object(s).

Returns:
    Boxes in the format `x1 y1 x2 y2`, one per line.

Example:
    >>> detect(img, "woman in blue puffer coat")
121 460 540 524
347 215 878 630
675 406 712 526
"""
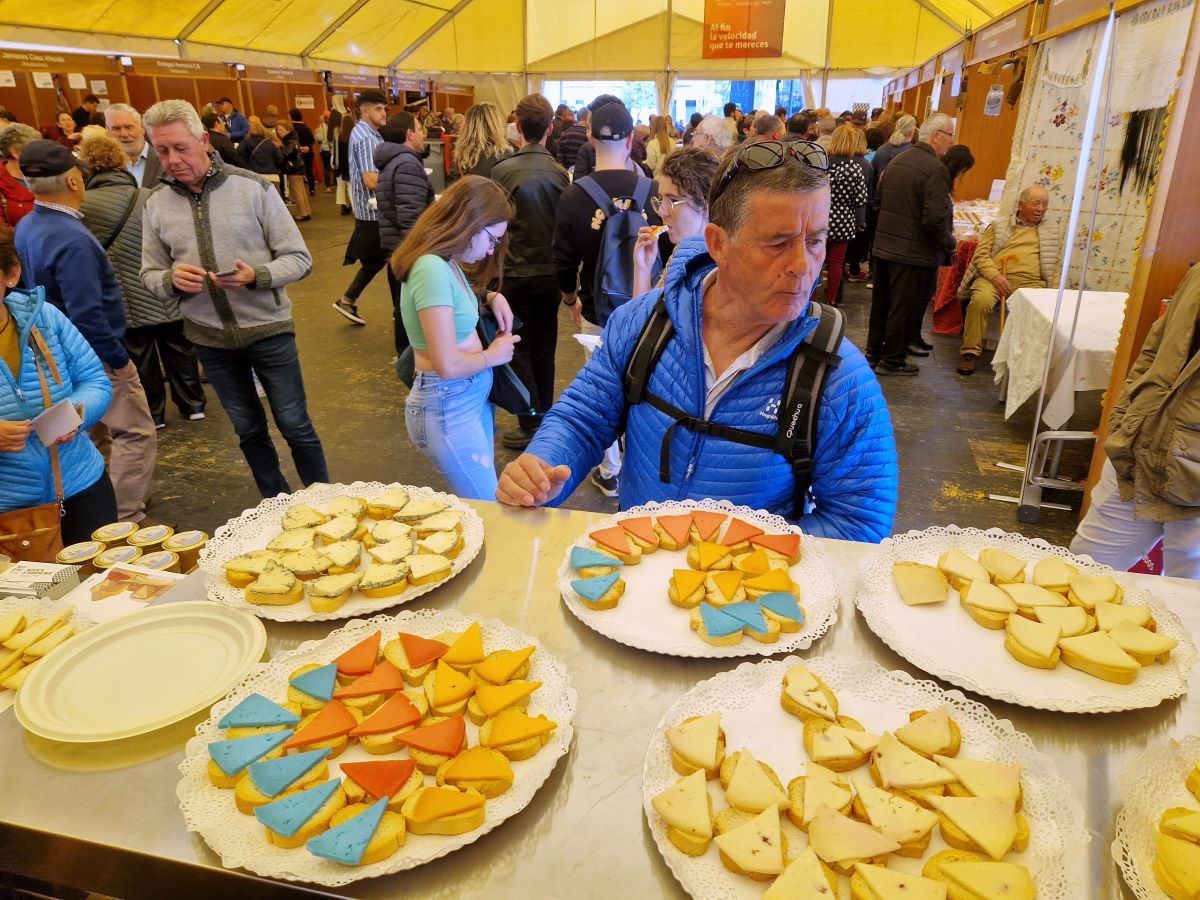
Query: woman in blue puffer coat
0 227 116 543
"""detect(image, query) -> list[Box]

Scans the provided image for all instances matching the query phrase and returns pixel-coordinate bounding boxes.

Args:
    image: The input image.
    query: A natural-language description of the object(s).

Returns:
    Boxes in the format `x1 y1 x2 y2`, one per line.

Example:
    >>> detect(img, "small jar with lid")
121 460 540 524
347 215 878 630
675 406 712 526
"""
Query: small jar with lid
128 524 175 554
56 540 105 577
137 550 180 573
94 545 143 569
161 530 208 573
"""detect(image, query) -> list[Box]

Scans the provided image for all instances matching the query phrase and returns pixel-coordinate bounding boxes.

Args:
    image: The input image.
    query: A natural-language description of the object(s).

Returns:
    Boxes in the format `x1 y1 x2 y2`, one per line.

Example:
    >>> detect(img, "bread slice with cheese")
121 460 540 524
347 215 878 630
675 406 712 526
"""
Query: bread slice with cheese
364 519 414 550
931 857 1037 900
324 495 367 521
808 805 901 875
366 537 416 566
1031 556 1079 594
1058 630 1141 684
893 561 949 606
937 549 991 592
718 749 785 795
894 707 961 759
412 510 463 537
763 847 839 899
245 560 303 606
1003 614 1061 669
276 547 333 581
787 763 853 829
666 712 725 780
305 572 363 614
870 732 955 806
935 755 1023 809
479 708 556 761
1067 572 1122 609
651 769 713 856
358 562 409 599
686 540 733 572
322 539 362 576
804 716 875 773
712 806 787 881
266 529 316 554
1108 619 1177 665
851 776 939 858
400 785 485 836
1157 830 1200 900
926 795 1026 860
392 498 448 523
322 801 406 865
406 553 452 587
959 580 1018 629
1095 599 1155 632
978 548 1027 585
851 863 949 900
366 488 411 520
417 530 463 560
435 746 514 799
723 748 790 813
314 514 365 545
780 662 839 723
668 569 707 609
999 582 1069 611
225 549 280 588
281 503 327 531
1032 605 1093 638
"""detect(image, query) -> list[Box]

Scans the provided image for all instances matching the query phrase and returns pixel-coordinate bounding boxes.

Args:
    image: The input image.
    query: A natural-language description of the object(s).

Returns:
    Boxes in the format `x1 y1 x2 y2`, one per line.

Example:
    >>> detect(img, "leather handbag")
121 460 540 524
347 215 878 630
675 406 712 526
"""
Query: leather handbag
0 326 65 563
475 309 536 418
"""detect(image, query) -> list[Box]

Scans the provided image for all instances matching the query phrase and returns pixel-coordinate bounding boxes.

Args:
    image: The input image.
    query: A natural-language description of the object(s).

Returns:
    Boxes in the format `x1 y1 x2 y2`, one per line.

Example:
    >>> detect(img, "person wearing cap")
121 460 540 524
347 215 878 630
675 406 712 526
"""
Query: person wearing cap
13 138 158 523
572 95 651 179
217 98 248 144
333 88 389 327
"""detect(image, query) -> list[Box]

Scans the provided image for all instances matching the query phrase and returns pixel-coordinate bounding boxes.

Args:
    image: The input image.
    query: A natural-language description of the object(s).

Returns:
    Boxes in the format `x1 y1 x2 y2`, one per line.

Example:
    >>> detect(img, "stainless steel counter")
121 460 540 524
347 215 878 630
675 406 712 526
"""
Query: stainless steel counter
1 499 1198 899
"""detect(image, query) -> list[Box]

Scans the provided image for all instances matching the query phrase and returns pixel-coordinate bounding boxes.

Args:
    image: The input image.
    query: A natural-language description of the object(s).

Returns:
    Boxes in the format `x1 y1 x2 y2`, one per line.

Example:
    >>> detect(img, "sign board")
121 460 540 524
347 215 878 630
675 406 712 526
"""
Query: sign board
970 8 1027 63
91 79 108 96
435 83 471 95
31 72 53 89
988 179 1006 203
132 58 231 78
1043 0 1108 33
394 77 427 92
67 72 86 89
0 50 120 73
243 65 321 83
293 93 315 109
920 60 936 83
702 0 786 59
0 71 14 88
328 71 383 88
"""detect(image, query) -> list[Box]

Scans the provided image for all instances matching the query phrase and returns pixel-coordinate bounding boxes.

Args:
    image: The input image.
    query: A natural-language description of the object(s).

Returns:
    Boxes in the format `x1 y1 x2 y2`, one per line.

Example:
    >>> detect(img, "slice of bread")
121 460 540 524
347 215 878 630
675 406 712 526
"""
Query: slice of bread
324 802 406 864
406 553 452 587
245 560 303 606
651 769 713 856
401 785 486 836
666 712 725 779
780 663 839 723
1058 630 1140 684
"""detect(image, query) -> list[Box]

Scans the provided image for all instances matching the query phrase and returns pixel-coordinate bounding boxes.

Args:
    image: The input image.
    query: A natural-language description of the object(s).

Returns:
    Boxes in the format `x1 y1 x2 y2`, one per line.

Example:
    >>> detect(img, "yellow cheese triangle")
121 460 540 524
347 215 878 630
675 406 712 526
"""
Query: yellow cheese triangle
828 726 881 754
443 746 511 781
938 549 990 584
475 680 541 718
811 728 858 763
782 664 836 721
1058 630 1140 671
1006 614 1061 659
712 807 785 876
1164 810 1200 843
665 712 721 772
802 768 852 825
442 622 485 667
893 561 950 606
744 568 794 592
433 659 475 705
961 581 1018 614
978 548 1027 583
734 549 772 575
725 750 789 813
409 786 485 824
651 770 712 838
851 777 938 845
1032 556 1077 590
1067 573 1119 608
932 755 1022 806
710 570 743 601
1000 582 1068 608
939 861 1037 900
1095 600 1151 631
671 569 707 595
486 709 555 747
873 733 955 790
697 541 732 569
1109 620 1177 657
894 707 954 756
1159 833 1200 896
927 795 1018 860
1032 605 1090 637
855 863 948 899
808 806 901 864
763 848 833 899
473 646 535 684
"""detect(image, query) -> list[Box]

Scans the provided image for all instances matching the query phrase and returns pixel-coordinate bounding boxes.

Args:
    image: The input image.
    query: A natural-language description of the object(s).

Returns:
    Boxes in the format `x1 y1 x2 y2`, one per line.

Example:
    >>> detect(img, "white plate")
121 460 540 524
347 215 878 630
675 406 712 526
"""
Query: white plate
556 499 839 658
1114 735 1200 899
177 608 577 887
16 602 265 742
0 595 97 715
854 526 1196 713
198 482 485 622
642 655 1089 899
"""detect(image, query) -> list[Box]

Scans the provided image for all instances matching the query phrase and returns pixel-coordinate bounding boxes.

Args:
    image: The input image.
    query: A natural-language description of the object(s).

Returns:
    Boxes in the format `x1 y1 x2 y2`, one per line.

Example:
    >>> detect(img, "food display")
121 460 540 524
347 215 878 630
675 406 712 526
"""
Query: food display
643 656 1087 898
199 482 484 622
0 597 89 695
557 501 839 658
856 527 1195 712
178 609 575 885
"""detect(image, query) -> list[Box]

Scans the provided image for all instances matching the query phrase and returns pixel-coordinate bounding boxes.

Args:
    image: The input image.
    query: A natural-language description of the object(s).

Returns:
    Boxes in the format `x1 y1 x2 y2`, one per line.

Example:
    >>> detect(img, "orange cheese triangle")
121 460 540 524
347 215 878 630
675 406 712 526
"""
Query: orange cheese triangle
283 699 357 750
721 518 764 547
441 622 485 668
397 715 466 756
408 786 485 824
443 746 512 782
697 541 733 569
334 660 406 698
672 569 708 595
750 532 801 559
655 513 693 546
335 632 381 676
484 709 556 748
340 759 417 799
589 525 632 556
744 568 795 592
690 511 727 541
349 693 424 736
734 549 772 575
476 680 541 718
619 516 659 547
710 570 744 601
473 647 535 685
433 659 476 705
398 632 448 669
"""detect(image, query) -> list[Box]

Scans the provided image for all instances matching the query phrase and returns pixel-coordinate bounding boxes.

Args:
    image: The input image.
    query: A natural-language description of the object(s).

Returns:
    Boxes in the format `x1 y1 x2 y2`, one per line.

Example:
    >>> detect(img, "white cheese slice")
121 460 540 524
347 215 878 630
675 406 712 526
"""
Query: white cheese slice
276 547 332 575
394 498 448 521
927 795 1018 860
369 488 410 511
1032 556 1078 590
359 562 408 590
811 728 859 763
1095 600 1152 631
1032 605 1090 637
306 572 362 598
1000 582 1068 609
932 755 1022 806
281 503 325 530
894 707 954 757
665 713 721 771
802 766 853 826
1006 614 1061 659
1108 620 1177 658
725 750 789 813
1164 811 1200 844
783 664 836 721
325 496 365 519
406 554 451 581
414 511 463 532
939 861 1036 900
712 807 785 876
651 770 712 838
252 559 297 594
763 848 835 899
807 806 901 865
225 549 278 574
1058 631 1140 671
978 548 1027 583
371 520 414 544
1157 833 1200 898
314 514 358 542
1067 573 1119 608
855 863 948 899
368 538 416 565
266 529 316 553
828 725 881 754
418 531 459 556
321 539 361 569
961 581 1018 614
937 549 990 584
851 777 938 845
892 561 949 606
872 732 955 790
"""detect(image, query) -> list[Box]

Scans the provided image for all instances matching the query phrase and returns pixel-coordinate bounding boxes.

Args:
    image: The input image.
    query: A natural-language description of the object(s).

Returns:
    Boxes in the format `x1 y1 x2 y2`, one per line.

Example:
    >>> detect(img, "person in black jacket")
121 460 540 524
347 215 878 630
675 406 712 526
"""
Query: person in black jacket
289 109 316 195
200 111 244 168
866 113 956 376
374 111 434 355
491 93 570 450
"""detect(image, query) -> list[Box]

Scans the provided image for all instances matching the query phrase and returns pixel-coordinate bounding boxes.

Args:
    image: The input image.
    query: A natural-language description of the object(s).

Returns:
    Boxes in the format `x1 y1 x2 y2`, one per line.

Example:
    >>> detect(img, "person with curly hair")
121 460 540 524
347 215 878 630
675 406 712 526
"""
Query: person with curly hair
452 103 512 179
632 145 719 296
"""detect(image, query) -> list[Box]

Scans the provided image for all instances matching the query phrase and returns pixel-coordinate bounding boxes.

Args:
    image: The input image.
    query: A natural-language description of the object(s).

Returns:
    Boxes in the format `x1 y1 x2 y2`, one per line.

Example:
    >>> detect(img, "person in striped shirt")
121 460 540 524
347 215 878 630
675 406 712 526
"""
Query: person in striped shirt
334 89 388 326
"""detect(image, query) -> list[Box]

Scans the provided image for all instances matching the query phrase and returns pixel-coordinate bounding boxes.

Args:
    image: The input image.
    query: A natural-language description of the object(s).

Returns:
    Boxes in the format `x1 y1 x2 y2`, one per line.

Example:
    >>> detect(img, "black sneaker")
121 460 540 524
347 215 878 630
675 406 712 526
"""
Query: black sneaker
875 362 920 376
332 300 366 325
907 343 930 357
913 336 933 351
590 469 619 498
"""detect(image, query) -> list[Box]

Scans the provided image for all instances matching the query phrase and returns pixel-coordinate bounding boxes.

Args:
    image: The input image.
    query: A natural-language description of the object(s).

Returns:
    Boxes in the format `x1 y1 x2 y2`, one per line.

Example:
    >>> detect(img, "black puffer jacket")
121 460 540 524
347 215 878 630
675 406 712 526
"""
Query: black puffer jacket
872 142 954 268
491 143 569 281
374 140 434 253
81 169 177 328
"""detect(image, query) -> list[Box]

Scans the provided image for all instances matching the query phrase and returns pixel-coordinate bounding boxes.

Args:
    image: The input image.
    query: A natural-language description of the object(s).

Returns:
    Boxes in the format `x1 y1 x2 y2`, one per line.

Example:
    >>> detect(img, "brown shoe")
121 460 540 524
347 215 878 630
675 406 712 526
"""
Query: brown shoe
956 354 978 375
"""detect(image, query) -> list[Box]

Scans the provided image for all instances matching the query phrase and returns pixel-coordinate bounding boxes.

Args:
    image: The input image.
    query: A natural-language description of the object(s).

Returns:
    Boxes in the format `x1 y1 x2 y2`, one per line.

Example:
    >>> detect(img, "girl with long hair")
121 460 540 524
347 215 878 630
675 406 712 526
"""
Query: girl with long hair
645 114 675 178
394 175 518 498
452 103 512 179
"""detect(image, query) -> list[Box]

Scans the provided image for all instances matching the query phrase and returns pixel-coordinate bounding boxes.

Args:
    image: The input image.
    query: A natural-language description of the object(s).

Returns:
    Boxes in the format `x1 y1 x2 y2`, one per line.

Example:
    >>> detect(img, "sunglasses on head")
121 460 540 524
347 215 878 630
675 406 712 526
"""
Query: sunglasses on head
710 140 829 208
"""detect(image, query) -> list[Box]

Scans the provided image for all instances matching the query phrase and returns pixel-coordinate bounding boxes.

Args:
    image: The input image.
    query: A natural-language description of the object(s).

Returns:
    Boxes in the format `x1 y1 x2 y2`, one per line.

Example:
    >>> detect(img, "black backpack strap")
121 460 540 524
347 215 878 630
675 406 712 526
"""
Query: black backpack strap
575 175 618 217
622 295 673 407
775 300 845 515
630 172 652 211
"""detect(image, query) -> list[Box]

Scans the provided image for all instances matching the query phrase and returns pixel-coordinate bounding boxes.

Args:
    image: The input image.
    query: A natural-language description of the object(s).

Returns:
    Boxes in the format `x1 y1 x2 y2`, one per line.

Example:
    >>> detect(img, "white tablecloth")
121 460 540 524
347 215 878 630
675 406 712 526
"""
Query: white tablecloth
992 287 1127 428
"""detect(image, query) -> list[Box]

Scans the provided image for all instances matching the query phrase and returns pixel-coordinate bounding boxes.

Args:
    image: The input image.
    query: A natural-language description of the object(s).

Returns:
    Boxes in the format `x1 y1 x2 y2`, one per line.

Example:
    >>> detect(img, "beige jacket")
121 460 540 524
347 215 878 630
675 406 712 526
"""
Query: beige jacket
957 215 1062 300
1105 263 1200 521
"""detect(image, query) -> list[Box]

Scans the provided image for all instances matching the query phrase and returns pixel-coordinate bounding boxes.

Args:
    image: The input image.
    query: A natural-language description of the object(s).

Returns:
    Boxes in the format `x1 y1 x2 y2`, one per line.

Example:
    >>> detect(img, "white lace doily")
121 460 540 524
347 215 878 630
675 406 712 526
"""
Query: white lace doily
177 608 576 886
854 526 1196 713
642 655 1089 899
1114 735 1200 899
555 499 839 658
198 482 485 622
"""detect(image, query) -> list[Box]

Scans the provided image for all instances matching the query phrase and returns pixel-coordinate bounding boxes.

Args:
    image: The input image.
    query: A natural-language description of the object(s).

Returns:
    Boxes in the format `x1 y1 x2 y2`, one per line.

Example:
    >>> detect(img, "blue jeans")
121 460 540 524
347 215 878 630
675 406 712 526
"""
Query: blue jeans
195 333 329 498
406 369 496 500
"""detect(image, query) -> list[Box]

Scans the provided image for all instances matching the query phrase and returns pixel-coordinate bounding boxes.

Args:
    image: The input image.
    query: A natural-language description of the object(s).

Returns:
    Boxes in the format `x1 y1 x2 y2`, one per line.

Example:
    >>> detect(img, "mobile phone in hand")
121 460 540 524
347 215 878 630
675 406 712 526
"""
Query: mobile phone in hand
213 267 239 278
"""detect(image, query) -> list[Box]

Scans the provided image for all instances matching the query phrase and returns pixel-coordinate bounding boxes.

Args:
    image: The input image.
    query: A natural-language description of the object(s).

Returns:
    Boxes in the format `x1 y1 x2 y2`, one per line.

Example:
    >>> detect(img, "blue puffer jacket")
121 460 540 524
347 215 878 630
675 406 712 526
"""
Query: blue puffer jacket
0 287 111 512
528 238 899 542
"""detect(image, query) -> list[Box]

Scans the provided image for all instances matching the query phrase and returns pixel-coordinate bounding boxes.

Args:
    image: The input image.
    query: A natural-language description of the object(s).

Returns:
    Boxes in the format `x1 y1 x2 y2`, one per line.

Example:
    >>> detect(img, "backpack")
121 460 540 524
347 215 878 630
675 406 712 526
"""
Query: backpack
574 173 657 327
622 297 845 518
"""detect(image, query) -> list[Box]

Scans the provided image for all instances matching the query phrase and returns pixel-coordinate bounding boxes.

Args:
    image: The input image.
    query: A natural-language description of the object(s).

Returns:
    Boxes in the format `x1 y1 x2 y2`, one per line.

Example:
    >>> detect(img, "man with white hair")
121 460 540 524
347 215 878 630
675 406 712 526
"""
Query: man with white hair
105 103 161 187
867 112 955 375
691 115 734 154
814 116 837 150
139 100 327 498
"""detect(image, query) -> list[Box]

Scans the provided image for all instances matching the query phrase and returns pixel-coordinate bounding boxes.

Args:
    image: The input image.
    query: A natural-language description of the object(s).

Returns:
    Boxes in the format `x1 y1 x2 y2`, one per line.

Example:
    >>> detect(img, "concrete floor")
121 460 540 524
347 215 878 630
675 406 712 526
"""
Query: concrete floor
150 192 1094 547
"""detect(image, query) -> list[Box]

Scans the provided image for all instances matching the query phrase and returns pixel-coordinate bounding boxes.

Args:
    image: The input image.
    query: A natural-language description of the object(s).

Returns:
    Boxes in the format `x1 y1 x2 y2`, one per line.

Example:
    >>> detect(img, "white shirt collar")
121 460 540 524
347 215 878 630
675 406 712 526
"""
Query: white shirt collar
700 270 788 416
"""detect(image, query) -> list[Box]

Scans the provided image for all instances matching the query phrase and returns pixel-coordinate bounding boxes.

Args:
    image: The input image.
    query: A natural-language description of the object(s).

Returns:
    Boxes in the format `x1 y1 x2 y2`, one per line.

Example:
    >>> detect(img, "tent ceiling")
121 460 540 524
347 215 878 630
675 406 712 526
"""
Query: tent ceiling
0 0 1025 71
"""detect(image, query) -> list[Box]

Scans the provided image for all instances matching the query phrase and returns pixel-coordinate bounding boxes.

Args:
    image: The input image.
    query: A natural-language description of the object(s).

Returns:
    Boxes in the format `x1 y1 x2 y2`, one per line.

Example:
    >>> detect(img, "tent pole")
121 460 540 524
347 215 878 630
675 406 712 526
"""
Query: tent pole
821 0 833 106
665 0 673 115
301 0 374 59
522 0 528 94
391 0 474 70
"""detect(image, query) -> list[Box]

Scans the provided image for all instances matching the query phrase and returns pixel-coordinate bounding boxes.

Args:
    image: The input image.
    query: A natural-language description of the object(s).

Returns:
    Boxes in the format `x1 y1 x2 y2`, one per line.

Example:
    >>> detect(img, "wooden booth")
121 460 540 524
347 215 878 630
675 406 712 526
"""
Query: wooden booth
391 75 430 111
431 81 474 115
241 66 326 130
0 50 126 129
123 58 238 117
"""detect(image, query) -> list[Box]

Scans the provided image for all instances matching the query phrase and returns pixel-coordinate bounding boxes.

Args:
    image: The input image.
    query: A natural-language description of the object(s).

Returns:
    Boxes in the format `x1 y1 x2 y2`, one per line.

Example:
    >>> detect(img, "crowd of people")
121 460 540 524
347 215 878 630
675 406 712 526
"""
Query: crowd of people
0 88 1193 577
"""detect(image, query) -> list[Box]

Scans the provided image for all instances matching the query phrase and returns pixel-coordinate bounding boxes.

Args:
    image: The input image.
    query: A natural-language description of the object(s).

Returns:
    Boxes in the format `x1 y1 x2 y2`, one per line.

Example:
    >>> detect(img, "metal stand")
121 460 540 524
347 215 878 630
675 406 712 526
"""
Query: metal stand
1016 431 1096 522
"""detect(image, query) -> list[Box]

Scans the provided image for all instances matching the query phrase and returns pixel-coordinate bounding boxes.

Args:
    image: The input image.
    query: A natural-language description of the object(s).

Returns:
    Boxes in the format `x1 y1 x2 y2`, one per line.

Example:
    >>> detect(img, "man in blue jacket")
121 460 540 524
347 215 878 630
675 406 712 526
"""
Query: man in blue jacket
496 141 899 542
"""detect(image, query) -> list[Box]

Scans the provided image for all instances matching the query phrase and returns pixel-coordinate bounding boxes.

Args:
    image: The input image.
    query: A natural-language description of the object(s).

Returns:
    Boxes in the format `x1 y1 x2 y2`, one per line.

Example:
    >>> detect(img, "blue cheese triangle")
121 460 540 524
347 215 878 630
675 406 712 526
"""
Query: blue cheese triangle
289 663 338 701
256 778 342 838
219 693 301 729
570 546 624 572
208 729 294 776
249 748 331 797
571 571 620 602
307 796 388 865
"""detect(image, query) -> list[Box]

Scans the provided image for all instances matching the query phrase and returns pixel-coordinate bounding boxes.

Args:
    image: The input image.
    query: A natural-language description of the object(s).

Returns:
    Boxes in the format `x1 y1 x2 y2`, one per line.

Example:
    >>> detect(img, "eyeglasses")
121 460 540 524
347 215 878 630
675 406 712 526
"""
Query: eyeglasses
937 129 956 140
650 195 696 216
709 140 829 208
482 227 503 252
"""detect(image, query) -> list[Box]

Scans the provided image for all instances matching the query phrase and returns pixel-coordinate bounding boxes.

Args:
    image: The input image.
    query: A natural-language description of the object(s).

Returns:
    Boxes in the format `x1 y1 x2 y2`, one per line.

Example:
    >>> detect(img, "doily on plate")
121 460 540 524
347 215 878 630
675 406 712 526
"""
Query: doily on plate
555 498 839 658
1114 735 1200 899
855 526 1196 713
198 482 485 622
0 594 96 632
642 655 1089 899
177 608 575 887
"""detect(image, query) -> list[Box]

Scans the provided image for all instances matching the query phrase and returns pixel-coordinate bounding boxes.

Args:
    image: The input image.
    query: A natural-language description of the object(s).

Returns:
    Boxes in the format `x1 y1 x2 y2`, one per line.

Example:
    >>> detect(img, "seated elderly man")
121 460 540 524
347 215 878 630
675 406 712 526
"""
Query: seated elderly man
496 141 899 542
956 186 1060 374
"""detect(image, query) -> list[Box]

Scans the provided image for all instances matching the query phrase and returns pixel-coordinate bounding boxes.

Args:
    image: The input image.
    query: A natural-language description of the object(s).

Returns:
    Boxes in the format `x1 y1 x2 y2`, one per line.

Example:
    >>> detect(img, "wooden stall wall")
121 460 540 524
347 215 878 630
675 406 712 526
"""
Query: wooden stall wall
0 51 127 130
432 82 474 114
955 48 1028 201
123 59 239 118
241 67 326 131
936 42 967 114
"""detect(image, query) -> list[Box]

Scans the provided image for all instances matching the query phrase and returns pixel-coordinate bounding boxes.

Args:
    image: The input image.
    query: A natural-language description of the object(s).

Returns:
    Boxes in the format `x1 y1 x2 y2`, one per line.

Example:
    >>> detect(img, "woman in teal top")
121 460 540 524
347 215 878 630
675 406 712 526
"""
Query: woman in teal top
392 175 518 499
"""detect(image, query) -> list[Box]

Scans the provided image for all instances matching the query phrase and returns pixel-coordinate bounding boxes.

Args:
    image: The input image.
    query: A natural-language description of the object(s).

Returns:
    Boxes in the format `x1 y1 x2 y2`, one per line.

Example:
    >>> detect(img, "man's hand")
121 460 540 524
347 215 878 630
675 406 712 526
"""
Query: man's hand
172 264 208 294
0 420 32 453
211 260 257 290
991 273 1012 298
496 454 572 507
562 293 582 329
363 171 379 191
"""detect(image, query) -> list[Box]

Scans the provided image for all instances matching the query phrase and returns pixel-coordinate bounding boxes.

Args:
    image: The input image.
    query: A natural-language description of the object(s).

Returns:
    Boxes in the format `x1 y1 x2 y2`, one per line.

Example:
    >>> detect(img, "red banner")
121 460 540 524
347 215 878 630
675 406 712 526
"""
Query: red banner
702 0 786 59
